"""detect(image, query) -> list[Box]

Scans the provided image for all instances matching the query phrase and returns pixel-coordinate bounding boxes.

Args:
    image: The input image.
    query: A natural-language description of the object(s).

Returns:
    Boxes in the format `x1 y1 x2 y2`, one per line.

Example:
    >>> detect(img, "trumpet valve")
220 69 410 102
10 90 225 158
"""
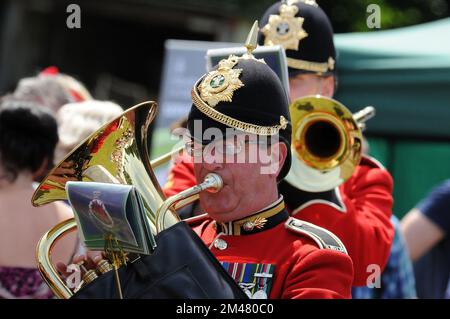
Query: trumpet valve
82 269 99 284
77 260 99 284
96 259 114 274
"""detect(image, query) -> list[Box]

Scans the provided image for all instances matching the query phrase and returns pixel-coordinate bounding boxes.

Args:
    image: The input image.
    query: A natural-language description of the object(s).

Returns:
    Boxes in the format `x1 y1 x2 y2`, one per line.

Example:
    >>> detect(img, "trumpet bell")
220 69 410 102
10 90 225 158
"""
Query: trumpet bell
286 95 363 192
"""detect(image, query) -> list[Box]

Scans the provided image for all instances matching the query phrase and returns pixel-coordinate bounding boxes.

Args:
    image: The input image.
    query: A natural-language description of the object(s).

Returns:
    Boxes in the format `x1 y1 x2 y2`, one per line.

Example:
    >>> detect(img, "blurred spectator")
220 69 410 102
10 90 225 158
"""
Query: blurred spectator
352 215 416 299
0 97 76 299
349 140 416 299
12 66 92 114
401 180 450 298
55 100 123 163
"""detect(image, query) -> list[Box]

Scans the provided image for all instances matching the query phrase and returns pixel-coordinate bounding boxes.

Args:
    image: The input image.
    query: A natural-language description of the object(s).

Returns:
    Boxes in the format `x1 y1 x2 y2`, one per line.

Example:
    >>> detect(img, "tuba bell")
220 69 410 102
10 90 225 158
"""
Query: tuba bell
285 95 375 192
31 101 236 299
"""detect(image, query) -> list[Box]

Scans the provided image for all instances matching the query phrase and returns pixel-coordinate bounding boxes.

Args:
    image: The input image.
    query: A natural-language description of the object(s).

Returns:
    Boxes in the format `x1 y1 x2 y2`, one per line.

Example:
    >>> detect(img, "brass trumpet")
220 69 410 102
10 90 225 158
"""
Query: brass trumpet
285 95 375 192
32 101 222 298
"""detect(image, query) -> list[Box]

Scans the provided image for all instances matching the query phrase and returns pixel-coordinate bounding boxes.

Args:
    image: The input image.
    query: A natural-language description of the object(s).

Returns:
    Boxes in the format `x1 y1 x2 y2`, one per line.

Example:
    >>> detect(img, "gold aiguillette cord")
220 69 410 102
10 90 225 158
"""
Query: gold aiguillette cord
104 234 127 299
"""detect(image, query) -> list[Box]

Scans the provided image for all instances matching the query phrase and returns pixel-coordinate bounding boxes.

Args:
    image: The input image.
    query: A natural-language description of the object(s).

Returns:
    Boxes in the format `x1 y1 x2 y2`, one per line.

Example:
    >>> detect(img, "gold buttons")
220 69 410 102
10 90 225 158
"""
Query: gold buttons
243 221 255 232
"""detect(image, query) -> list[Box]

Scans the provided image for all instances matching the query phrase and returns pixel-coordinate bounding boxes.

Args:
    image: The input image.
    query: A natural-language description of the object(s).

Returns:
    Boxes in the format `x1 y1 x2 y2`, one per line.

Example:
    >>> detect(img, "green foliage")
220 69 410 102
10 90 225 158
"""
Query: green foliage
318 0 449 32
302 0 449 32
141 0 448 32
217 0 449 32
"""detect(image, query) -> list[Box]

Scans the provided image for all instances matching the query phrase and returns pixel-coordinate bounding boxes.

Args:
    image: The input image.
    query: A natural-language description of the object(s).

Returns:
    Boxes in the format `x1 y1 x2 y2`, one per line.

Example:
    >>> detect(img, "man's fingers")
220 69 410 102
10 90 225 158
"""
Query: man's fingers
56 262 68 277
55 167 76 175
60 161 75 168
73 254 86 265
87 251 104 265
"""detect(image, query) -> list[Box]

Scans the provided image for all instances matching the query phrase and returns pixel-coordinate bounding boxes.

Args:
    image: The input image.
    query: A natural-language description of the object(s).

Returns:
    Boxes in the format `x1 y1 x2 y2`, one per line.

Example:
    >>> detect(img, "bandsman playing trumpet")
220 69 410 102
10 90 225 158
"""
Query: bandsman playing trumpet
259 0 395 288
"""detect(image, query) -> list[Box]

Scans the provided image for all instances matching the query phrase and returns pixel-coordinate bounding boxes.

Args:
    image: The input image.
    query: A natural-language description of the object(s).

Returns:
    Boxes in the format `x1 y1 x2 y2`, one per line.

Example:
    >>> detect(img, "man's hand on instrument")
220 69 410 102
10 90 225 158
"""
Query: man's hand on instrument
56 250 104 278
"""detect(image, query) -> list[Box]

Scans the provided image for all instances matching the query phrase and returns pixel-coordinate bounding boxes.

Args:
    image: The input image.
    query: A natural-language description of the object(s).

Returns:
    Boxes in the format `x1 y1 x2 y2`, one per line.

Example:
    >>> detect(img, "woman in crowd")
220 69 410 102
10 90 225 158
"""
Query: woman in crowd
0 97 76 298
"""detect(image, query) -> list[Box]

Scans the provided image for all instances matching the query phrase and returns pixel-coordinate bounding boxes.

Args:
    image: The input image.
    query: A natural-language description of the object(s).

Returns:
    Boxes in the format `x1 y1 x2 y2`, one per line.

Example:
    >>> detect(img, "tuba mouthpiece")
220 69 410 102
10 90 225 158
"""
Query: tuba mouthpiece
202 173 223 193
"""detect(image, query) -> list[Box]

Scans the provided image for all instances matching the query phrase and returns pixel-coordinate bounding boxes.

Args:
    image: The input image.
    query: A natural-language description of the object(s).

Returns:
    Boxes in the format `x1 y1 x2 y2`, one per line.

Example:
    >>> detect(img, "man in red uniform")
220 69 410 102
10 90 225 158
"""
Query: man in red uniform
62 50 353 299
183 51 353 298
258 0 394 287
164 0 394 288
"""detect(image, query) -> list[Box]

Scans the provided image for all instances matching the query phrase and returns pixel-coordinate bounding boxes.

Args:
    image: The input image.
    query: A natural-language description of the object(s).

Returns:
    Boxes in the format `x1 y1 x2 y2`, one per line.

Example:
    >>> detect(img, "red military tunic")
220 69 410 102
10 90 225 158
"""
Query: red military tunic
187 199 353 299
279 156 394 286
163 154 394 287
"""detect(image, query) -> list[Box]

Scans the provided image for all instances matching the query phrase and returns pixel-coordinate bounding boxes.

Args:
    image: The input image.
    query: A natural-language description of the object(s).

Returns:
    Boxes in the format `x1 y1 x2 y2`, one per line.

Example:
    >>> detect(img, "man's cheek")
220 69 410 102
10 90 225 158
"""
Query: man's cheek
193 166 203 182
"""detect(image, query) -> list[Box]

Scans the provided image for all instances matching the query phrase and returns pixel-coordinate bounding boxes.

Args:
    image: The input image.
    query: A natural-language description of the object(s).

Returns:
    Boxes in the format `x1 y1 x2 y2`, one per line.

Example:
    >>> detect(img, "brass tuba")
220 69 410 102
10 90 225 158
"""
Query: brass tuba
32 101 223 298
285 95 375 192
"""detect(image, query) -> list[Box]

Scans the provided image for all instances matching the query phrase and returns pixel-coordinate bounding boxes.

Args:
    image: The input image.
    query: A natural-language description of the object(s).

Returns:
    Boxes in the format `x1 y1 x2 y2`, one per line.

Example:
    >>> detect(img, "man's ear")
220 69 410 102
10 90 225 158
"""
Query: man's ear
321 75 335 98
265 142 287 178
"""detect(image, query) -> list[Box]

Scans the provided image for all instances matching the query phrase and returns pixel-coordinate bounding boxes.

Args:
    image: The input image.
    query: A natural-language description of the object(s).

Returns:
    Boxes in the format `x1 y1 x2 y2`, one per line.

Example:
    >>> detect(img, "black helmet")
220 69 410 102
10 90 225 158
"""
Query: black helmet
259 0 336 77
188 56 292 180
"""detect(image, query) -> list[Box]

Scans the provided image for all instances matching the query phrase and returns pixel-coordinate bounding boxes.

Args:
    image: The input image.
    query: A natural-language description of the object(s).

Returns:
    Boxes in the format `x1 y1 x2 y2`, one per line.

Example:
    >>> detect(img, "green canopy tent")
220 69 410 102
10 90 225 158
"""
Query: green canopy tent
334 18 450 217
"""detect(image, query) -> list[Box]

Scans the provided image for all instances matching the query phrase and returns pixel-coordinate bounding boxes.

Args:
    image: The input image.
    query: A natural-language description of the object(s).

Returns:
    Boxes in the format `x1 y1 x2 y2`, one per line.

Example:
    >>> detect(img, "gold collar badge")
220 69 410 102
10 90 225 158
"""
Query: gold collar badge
262 2 308 51
199 55 244 107
216 199 286 235
242 217 268 232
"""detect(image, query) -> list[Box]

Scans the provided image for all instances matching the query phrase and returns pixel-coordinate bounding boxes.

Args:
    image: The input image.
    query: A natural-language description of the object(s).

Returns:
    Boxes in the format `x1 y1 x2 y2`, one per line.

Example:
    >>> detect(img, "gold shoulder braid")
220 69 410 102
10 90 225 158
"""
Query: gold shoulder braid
285 217 347 253
261 2 308 51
